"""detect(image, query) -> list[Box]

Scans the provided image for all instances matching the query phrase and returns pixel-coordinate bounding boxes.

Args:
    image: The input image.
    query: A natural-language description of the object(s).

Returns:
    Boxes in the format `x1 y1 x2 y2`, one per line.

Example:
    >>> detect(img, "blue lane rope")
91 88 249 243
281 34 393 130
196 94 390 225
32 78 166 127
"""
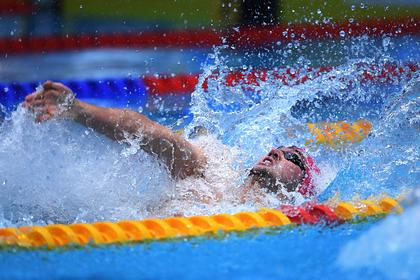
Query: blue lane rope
0 78 147 113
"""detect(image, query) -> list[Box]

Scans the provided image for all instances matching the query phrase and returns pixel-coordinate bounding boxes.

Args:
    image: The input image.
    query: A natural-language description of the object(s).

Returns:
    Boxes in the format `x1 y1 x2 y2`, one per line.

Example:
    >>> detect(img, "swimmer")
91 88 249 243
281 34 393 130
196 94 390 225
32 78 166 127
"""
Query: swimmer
23 81 320 202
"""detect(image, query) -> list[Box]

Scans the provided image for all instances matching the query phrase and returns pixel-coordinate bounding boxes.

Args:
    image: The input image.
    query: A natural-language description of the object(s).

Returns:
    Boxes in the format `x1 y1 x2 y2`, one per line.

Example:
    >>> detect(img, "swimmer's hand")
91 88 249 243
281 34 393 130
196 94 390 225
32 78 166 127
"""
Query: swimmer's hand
23 81 76 123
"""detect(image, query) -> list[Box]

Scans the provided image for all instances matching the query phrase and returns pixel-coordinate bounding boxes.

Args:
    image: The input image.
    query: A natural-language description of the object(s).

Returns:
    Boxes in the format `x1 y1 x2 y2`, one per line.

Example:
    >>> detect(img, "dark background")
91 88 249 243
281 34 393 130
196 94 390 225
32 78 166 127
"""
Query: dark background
1 0 419 37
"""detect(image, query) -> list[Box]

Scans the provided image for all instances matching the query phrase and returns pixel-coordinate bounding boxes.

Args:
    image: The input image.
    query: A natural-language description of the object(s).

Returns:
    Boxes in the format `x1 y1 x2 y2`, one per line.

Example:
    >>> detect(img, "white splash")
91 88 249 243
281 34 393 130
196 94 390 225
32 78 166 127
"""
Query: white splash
0 106 172 226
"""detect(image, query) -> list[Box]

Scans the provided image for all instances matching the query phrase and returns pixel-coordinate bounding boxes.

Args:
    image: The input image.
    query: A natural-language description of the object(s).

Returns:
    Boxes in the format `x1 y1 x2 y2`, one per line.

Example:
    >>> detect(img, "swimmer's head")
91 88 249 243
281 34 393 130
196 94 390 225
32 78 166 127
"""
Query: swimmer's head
249 146 320 197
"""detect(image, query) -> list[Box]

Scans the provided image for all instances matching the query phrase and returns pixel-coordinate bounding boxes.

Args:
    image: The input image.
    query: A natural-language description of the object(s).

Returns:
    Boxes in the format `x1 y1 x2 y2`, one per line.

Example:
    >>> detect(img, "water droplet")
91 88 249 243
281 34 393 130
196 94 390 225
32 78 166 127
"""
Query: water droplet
339 30 346 37
382 36 391 49
317 9 322 15
349 18 354 23
297 56 306 65
351 5 356 11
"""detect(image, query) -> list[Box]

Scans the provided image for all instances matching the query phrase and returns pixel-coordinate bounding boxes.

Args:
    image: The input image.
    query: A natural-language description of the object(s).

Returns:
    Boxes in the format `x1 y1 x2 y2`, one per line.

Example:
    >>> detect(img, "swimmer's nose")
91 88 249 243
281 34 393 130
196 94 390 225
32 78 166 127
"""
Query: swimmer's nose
268 148 283 160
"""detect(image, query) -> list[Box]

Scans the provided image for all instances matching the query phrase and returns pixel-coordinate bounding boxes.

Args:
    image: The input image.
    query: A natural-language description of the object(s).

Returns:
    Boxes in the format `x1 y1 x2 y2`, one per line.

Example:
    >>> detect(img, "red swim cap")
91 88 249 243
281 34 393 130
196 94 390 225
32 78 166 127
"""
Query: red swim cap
291 146 320 198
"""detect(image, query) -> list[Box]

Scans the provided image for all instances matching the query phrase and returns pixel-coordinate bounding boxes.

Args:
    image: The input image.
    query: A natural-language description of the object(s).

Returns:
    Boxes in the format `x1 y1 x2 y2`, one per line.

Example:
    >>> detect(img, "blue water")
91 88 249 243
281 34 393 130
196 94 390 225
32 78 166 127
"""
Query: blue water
0 33 419 279
1 210 419 280
0 223 397 280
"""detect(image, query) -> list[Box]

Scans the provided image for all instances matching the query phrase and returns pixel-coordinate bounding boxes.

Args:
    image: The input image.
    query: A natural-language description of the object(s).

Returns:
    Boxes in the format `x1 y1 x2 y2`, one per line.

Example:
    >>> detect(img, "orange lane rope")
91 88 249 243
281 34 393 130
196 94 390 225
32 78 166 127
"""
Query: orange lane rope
0 195 402 249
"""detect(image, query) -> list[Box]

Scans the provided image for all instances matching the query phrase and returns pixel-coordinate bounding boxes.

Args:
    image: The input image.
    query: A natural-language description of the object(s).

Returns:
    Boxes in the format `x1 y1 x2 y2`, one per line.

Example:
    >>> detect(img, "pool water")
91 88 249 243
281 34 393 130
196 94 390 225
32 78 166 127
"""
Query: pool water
1 210 419 280
0 33 419 279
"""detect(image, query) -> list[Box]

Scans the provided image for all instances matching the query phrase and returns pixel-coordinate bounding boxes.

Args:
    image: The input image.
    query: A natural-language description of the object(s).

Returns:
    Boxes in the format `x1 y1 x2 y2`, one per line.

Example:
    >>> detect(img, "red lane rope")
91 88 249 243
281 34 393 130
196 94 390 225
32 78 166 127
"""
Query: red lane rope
228 17 419 47
143 74 199 95
0 17 418 55
143 63 418 95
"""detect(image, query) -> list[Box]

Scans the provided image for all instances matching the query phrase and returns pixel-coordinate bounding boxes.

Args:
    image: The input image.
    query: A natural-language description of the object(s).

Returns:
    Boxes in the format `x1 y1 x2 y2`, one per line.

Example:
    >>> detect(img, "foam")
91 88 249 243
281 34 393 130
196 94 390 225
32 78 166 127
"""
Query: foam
0 107 172 226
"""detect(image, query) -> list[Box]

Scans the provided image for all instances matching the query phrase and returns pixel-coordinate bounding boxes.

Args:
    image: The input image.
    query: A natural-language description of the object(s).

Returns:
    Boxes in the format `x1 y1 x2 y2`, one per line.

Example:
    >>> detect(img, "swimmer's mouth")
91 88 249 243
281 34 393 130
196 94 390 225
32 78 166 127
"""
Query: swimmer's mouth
249 156 276 181
258 156 275 166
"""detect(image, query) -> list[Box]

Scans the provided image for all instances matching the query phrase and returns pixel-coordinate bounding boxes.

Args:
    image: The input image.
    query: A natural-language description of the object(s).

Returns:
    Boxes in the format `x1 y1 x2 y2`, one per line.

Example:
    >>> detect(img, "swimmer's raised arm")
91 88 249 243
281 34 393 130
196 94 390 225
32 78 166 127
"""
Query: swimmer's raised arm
23 81 207 179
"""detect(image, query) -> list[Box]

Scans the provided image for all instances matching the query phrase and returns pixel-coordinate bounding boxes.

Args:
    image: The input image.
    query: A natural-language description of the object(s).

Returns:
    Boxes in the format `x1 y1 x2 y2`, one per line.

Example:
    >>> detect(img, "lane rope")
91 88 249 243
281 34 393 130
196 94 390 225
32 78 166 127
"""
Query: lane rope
181 119 372 147
0 18 417 55
0 62 417 112
146 62 418 95
0 195 402 249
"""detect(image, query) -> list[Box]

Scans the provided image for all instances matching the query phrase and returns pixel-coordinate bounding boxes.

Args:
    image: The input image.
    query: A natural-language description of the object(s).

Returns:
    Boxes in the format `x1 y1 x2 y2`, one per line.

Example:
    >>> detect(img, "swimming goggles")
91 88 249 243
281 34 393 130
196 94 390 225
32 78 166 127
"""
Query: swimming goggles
277 146 306 172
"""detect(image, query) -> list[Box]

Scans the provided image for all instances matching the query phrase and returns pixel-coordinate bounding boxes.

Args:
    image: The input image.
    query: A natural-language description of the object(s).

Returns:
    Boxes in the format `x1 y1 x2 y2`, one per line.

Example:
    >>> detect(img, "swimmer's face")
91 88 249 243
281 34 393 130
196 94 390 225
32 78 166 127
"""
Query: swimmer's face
250 146 305 193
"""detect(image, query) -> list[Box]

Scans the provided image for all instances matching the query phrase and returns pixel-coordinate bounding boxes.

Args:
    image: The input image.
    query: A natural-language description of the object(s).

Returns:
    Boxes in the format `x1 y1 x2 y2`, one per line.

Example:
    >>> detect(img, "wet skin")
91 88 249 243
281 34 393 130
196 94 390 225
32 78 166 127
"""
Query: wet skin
250 146 305 193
